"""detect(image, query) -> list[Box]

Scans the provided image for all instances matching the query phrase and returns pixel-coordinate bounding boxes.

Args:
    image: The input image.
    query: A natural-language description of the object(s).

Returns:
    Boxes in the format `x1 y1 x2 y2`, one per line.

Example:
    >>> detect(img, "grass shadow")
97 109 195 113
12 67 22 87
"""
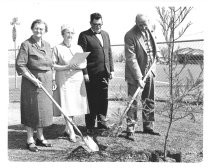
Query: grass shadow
76 125 87 135
8 124 68 150
8 124 88 148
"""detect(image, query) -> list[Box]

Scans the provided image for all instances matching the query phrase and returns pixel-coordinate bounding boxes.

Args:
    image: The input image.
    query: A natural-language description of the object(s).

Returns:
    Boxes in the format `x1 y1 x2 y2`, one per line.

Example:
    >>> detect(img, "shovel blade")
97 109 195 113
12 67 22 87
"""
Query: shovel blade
83 136 99 152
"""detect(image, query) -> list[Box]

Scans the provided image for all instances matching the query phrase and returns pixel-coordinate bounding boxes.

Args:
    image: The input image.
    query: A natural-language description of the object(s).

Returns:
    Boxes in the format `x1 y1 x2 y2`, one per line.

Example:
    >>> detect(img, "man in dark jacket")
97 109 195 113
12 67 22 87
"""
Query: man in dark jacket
78 13 114 134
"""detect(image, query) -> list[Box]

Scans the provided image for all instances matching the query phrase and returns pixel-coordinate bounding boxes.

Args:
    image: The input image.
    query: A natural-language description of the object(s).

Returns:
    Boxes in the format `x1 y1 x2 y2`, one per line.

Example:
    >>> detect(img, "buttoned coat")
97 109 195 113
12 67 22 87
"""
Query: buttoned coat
16 36 53 129
78 28 114 76
124 25 157 84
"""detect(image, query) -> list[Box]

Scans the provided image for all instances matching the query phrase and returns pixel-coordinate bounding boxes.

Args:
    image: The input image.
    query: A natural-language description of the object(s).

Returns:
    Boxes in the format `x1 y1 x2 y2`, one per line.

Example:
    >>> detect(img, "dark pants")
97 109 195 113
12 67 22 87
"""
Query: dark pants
127 76 155 133
85 72 109 129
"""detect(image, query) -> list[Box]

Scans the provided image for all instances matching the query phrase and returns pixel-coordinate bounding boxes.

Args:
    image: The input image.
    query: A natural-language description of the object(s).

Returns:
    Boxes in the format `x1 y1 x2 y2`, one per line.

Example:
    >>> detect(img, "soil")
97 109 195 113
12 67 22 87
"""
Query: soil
8 102 203 162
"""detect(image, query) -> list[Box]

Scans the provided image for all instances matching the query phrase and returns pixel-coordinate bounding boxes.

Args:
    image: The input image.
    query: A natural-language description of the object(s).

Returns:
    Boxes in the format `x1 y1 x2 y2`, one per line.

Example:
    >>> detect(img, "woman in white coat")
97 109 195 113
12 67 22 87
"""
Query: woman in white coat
52 25 89 142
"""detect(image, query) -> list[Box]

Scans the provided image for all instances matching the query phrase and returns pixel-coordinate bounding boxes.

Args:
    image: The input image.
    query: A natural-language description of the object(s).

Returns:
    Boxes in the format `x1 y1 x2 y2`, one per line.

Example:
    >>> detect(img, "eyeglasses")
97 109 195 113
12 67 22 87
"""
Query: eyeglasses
65 31 75 35
34 27 45 31
137 24 148 30
91 23 103 27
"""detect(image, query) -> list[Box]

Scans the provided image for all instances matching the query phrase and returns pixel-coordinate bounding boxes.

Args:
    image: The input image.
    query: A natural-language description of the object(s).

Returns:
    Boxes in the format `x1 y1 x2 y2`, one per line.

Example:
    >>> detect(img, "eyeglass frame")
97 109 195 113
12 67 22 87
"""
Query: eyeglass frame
91 23 103 27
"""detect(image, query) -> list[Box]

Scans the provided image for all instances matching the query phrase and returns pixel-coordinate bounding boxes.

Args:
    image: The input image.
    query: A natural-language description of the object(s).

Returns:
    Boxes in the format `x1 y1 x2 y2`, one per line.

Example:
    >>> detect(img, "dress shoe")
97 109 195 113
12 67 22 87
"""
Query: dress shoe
143 129 160 136
97 123 110 130
26 142 39 152
36 138 53 147
126 132 135 141
98 115 110 130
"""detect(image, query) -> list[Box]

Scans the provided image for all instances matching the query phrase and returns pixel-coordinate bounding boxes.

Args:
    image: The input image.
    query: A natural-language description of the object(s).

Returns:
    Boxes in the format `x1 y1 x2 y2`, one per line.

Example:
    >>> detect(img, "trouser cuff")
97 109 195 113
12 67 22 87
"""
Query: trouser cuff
143 121 154 131
126 118 137 133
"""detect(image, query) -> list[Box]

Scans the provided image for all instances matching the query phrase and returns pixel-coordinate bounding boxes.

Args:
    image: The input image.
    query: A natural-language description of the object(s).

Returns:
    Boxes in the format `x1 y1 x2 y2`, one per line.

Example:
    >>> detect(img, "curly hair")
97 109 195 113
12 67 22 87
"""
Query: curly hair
31 19 48 32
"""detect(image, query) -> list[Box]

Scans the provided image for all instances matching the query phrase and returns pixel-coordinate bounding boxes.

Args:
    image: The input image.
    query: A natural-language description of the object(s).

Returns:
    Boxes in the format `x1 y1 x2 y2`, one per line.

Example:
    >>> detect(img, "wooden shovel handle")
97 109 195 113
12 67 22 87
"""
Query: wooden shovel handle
40 85 84 138
121 59 156 119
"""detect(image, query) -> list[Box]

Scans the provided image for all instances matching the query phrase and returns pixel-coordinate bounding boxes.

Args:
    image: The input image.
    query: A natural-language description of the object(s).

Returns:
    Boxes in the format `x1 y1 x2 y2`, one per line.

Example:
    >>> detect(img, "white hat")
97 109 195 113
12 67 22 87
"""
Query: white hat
61 24 75 33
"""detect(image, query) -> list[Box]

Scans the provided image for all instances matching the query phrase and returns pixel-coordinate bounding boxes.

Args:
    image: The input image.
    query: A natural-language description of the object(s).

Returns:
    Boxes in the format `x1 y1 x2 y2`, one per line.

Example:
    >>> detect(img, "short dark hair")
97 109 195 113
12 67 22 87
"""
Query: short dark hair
31 19 48 32
90 13 102 22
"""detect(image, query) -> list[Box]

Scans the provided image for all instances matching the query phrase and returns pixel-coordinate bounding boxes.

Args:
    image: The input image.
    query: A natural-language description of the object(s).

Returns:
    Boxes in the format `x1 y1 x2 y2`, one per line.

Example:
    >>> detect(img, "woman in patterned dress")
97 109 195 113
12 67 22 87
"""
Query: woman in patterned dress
16 19 53 152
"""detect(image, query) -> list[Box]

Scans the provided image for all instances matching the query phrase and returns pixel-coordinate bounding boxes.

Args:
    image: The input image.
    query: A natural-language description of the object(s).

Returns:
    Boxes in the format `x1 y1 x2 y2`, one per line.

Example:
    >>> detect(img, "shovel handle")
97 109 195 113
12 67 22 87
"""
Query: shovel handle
121 87 142 119
40 85 84 138
41 85 100 152
121 59 156 120
26 69 85 138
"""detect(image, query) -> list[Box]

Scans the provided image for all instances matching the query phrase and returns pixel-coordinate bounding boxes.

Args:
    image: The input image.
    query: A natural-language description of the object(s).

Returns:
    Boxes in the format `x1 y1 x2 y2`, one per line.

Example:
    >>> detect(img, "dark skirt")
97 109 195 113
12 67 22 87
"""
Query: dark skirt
20 70 53 129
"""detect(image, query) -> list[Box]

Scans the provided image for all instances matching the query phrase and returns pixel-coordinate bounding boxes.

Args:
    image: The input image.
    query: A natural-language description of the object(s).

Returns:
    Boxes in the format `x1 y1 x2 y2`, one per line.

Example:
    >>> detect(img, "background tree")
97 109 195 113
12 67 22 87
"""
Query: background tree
156 7 203 160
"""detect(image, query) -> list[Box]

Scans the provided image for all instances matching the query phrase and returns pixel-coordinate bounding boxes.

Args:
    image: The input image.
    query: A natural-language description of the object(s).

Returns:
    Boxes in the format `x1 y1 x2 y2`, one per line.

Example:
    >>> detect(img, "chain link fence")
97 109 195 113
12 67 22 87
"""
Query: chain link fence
9 39 204 104
109 39 203 104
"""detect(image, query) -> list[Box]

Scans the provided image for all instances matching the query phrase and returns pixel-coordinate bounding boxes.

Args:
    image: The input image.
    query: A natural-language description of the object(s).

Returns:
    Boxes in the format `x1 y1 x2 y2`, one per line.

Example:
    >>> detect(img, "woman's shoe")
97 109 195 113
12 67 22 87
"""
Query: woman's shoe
26 142 39 152
63 132 76 142
69 136 77 143
63 131 77 142
63 131 70 138
36 138 53 147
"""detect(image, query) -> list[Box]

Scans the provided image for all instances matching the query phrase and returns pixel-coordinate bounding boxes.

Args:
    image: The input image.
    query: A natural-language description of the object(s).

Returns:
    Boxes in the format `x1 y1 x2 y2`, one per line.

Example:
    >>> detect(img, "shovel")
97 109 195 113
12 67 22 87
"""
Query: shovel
107 60 156 137
26 70 99 152
40 85 99 152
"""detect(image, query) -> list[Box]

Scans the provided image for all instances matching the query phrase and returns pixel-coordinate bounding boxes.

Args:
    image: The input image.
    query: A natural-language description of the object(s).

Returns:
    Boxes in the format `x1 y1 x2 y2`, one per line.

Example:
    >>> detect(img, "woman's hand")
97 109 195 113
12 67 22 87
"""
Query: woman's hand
23 70 42 88
68 63 79 70
71 63 79 69
32 78 42 88
69 60 87 70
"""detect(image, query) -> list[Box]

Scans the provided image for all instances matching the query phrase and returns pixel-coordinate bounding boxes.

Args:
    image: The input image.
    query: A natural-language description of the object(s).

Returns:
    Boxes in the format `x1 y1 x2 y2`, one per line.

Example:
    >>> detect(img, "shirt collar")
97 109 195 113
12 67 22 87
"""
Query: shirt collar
29 36 46 50
91 28 101 34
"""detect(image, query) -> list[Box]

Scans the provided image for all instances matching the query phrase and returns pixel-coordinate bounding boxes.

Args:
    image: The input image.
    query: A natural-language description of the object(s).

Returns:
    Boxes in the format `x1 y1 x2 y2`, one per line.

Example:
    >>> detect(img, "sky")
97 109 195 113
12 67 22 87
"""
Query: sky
6 0 205 49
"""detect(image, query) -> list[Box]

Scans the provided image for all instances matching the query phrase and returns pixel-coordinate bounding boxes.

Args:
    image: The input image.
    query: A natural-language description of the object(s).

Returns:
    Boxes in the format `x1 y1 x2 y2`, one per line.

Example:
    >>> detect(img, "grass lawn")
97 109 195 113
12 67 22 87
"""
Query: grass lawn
8 62 203 102
8 101 203 162
8 62 203 162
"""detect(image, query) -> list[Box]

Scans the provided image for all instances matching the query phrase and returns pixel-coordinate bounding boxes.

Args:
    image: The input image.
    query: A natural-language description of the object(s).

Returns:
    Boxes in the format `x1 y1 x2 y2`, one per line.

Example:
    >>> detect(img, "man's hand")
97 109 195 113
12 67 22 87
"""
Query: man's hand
52 80 57 91
109 71 114 79
84 74 90 82
137 79 145 89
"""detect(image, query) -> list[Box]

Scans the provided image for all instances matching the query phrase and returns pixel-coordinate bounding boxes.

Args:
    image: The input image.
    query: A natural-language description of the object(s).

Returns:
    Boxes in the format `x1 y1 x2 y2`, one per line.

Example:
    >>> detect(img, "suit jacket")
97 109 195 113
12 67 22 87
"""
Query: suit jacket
124 25 157 84
78 28 114 77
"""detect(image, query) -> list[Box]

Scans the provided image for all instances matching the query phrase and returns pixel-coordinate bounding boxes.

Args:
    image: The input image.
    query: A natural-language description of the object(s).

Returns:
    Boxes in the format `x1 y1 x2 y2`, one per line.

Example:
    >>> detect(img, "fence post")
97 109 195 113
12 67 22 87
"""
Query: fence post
14 45 18 88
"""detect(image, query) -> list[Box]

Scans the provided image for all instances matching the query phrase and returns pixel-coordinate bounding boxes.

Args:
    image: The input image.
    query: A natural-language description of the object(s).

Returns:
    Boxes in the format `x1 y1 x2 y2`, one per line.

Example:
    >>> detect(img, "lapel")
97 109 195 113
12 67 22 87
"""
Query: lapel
95 34 103 47
148 30 157 54
30 36 46 54
100 31 106 47
90 29 103 47
135 27 156 56
133 26 147 53
137 32 147 54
